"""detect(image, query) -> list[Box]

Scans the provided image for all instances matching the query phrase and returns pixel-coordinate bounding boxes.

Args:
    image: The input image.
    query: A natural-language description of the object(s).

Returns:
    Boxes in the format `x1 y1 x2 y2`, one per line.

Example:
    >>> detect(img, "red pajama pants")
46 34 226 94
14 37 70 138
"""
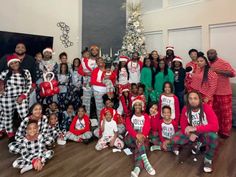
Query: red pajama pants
213 95 232 136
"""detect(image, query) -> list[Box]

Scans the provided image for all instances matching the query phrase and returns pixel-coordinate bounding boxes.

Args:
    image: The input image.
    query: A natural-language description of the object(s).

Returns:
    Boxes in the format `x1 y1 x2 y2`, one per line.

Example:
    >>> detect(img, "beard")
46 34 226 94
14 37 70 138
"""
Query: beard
208 56 217 62
15 51 26 56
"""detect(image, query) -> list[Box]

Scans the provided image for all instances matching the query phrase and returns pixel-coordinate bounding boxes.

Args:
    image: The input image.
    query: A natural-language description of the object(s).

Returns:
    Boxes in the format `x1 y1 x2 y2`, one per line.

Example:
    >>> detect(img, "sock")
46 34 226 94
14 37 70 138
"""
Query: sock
150 145 161 151
131 167 140 177
141 154 154 173
20 165 33 174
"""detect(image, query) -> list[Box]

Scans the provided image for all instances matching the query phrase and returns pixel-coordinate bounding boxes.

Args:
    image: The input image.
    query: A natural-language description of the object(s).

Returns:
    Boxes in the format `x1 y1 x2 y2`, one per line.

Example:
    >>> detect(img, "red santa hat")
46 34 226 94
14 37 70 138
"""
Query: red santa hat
166 46 174 51
43 48 54 55
7 54 20 66
121 85 130 93
104 108 114 116
132 96 145 111
172 56 183 63
119 56 130 62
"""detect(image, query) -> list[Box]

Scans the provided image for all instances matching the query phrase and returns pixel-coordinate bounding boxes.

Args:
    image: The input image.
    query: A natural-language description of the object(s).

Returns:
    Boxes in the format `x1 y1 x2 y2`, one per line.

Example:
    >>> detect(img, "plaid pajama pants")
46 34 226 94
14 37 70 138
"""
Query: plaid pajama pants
213 95 232 136
93 90 106 121
95 136 124 150
149 131 160 145
13 150 54 169
171 131 218 160
65 131 92 142
125 134 149 169
0 96 29 134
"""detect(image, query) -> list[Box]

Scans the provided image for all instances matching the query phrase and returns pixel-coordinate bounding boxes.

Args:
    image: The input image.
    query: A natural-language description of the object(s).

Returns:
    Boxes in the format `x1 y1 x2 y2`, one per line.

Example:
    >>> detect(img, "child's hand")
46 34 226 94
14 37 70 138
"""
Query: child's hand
162 140 170 151
189 133 198 142
33 159 41 171
16 97 23 104
36 161 43 171
136 133 145 144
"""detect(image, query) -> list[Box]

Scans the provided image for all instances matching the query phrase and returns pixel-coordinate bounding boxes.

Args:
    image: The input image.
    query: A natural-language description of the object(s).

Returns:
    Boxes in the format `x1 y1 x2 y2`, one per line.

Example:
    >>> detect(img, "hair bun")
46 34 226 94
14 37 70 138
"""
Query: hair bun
197 51 205 57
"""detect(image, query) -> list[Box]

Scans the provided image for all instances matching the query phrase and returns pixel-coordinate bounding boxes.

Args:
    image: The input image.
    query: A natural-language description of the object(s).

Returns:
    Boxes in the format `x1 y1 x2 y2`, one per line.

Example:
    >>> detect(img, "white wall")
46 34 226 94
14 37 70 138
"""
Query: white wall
0 0 82 62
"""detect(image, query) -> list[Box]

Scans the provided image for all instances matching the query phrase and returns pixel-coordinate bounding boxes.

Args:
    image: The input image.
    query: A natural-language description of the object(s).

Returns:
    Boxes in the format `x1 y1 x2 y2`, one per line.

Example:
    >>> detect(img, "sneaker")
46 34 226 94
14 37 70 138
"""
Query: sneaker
191 142 202 155
20 165 33 174
173 150 179 156
203 161 213 173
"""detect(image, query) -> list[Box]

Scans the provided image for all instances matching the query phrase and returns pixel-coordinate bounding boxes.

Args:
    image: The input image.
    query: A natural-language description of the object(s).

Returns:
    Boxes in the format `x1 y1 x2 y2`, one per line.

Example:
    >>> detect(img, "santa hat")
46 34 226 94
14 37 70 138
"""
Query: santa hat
166 46 174 51
104 108 113 116
172 56 182 63
7 54 20 66
121 85 130 93
132 96 145 111
43 48 54 55
119 56 129 62
90 45 99 51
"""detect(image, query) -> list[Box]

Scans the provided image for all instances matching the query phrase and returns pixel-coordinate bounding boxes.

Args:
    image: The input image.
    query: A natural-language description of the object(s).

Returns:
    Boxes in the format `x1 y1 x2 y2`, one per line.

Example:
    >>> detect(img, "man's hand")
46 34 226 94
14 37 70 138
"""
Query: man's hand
185 126 197 135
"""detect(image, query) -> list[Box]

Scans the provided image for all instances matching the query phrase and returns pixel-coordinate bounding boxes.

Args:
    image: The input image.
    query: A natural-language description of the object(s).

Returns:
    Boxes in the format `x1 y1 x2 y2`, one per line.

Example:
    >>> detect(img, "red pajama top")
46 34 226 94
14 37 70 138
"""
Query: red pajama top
190 67 218 100
210 58 236 95
180 104 219 135
158 119 178 142
69 115 90 136
158 94 180 124
126 113 150 138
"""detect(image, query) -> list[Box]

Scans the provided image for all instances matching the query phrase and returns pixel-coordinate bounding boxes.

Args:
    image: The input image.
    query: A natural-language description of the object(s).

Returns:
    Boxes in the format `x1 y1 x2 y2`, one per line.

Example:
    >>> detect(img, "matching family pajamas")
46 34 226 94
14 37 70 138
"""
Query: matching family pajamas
12 134 53 170
0 69 32 137
170 104 219 161
9 115 48 154
65 115 92 142
125 113 150 169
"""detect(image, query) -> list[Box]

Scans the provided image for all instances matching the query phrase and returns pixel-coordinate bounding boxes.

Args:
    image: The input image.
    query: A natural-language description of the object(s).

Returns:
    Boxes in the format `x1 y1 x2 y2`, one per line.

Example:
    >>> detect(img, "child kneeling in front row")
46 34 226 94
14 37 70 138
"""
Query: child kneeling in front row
65 106 93 144
95 108 124 151
12 120 53 174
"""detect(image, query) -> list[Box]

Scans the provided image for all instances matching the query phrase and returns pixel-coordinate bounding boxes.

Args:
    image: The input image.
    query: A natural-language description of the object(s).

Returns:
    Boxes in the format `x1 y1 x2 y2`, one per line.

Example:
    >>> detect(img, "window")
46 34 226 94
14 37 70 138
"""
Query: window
141 0 163 13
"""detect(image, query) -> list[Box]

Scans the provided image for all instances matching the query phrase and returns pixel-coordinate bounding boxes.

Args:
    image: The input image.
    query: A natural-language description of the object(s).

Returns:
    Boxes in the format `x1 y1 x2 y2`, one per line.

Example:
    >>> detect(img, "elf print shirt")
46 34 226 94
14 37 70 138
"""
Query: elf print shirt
161 122 175 139
187 110 208 127
131 115 145 132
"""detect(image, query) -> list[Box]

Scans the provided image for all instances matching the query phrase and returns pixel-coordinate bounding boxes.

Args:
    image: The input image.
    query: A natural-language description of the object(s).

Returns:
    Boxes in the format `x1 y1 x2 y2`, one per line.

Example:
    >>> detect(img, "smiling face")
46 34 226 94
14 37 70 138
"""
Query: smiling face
190 51 198 61
60 55 67 64
134 102 142 114
162 108 171 121
159 60 165 69
105 111 112 122
149 104 158 116
9 61 20 71
15 43 26 56
151 51 159 60
43 51 52 59
32 104 42 120
164 83 172 94
26 123 38 137
78 107 85 119
197 57 206 68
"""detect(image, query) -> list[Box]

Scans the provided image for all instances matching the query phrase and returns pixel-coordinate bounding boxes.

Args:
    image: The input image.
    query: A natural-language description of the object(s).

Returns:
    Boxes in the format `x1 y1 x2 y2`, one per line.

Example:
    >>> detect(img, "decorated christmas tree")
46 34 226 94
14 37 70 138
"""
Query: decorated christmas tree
120 1 147 58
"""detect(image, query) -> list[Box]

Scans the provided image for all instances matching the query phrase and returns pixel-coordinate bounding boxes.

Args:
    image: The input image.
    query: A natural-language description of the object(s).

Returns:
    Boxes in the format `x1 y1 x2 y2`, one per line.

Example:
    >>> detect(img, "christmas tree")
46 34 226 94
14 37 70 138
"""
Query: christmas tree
120 1 147 58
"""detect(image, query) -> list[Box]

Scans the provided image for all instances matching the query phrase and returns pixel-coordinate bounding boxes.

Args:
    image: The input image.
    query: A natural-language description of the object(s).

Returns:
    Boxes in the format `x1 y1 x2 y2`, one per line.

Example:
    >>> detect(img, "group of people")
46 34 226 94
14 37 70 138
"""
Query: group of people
0 42 235 176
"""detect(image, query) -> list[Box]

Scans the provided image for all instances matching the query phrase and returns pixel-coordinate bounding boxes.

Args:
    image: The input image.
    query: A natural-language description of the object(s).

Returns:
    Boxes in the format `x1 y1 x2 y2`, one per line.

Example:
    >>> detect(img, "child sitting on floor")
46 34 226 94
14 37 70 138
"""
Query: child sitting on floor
153 106 178 154
46 113 65 148
60 104 75 131
12 120 54 174
95 108 124 151
65 106 93 144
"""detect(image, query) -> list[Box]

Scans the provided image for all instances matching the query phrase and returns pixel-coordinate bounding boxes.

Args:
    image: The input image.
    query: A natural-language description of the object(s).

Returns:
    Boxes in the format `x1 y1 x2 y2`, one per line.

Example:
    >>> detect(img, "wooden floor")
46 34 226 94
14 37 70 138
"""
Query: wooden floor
1 130 236 177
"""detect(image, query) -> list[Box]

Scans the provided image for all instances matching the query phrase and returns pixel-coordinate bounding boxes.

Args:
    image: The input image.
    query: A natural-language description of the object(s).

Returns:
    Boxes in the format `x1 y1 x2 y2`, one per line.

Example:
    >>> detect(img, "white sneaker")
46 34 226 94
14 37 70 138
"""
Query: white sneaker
20 165 33 174
203 161 213 173
173 150 179 156
131 171 139 177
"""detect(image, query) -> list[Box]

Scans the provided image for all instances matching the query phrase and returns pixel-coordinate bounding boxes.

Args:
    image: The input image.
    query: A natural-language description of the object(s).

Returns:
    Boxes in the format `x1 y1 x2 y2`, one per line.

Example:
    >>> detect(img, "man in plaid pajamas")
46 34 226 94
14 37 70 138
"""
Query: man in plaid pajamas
170 91 219 173
0 55 32 142
9 115 48 154
207 49 236 138
12 120 53 174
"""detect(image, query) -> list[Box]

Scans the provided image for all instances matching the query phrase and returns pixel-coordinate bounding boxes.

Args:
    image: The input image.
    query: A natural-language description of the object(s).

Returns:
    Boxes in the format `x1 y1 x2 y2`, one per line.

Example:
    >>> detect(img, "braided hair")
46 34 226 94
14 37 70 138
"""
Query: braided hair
186 91 204 126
